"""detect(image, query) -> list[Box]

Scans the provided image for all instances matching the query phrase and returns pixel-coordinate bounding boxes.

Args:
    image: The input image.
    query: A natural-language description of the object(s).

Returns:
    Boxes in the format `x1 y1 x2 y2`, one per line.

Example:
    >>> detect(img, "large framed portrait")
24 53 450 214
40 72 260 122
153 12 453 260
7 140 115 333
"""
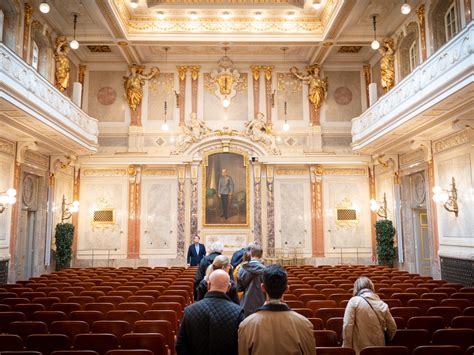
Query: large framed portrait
203 151 249 227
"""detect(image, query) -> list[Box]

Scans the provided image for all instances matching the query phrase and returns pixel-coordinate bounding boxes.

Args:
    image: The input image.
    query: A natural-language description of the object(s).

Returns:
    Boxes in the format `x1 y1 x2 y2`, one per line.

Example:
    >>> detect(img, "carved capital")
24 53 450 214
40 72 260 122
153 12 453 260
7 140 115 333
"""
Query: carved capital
250 66 261 81
16 141 38 164
177 66 187 81
262 66 273 81
310 164 323 183
363 64 371 84
411 140 432 162
24 3 33 26
78 64 86 85
189 66 201 81
416 4 425 26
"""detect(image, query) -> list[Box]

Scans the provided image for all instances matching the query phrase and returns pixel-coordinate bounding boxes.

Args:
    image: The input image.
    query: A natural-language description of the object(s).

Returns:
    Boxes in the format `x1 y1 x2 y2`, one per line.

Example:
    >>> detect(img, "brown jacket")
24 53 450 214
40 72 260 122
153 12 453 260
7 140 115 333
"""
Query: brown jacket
238 303 316 355
342 291 397 355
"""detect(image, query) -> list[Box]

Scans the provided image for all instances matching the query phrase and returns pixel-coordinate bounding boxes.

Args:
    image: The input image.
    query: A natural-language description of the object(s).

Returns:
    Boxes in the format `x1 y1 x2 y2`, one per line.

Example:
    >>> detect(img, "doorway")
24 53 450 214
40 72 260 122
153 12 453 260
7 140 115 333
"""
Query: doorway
413 208 431 276
24 211 36 279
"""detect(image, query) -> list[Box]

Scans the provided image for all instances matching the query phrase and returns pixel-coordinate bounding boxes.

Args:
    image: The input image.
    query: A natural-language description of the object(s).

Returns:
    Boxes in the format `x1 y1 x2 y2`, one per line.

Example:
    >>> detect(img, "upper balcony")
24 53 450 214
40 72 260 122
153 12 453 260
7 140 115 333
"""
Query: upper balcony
0 43 98 155
351 22 473 155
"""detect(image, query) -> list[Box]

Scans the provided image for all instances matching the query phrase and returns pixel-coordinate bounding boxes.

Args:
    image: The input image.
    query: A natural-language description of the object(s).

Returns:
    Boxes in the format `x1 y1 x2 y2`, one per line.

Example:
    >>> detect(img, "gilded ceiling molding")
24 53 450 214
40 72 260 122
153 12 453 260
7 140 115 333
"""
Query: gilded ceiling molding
275 168 307 175
82 168 128 177
322 168 366 176
142 168 176 176
433 130 470 154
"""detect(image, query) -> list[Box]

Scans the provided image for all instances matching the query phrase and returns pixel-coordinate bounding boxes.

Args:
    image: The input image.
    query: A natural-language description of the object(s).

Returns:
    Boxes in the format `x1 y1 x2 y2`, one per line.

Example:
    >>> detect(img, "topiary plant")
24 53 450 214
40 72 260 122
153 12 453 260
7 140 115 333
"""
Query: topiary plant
375 219 396 267
55 222 74 270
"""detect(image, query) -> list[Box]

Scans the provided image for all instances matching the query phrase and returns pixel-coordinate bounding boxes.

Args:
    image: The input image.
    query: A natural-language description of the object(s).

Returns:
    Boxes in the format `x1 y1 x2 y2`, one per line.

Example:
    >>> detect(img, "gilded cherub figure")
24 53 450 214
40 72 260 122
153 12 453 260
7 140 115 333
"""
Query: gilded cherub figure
290 64 328 111
123 65 159 111
379 38 396 92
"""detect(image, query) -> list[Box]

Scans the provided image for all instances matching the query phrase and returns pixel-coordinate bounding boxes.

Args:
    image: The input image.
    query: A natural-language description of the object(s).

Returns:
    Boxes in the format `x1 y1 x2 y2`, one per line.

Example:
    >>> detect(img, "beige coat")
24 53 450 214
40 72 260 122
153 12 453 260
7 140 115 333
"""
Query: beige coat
342 291 397 355
238 303 316 355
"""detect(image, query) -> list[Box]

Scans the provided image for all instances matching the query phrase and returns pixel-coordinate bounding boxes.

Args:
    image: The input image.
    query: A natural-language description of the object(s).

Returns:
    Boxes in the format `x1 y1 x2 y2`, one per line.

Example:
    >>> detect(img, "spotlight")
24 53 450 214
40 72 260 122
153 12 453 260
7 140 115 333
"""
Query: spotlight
130 0 138 9
222 11 231 20
189 11 198 20
254 11 263 20
156 11 165 20
286 11 296 20
312 1 321 10
39 2 50 13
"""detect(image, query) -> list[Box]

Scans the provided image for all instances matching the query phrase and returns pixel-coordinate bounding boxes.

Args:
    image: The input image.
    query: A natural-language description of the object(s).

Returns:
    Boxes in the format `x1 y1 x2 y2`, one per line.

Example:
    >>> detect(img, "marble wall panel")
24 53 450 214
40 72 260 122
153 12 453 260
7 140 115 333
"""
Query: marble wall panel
147 73 175 121
276 73 303 121
140 178 177 256
435 148 473 260
322 176 372 254
53 172 73 231
88 71 127 122
375 173 396 222
325 71 362 122
78 178 128 258
0 154 14 251
274 179 311 254
203 73 248 121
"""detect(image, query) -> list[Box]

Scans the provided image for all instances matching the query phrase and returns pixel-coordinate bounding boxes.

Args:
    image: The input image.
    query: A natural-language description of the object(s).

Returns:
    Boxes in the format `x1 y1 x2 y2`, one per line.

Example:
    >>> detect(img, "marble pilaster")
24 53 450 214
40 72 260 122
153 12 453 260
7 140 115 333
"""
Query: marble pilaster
190 164 199 240
266 166 275 251
8 161 21 272
253 163 262 244
263 66 273 126
189 66 200 114
250 66 260 117
177 66 187 126
177 166 186 258
127 166 141 258
310 165 324 256
368 167 377 256
72 168 80 254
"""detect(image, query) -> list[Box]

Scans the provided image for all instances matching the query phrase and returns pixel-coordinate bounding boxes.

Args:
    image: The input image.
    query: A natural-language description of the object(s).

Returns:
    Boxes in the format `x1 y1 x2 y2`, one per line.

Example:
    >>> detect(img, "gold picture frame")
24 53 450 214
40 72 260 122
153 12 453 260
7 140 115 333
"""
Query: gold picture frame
202 150 250 227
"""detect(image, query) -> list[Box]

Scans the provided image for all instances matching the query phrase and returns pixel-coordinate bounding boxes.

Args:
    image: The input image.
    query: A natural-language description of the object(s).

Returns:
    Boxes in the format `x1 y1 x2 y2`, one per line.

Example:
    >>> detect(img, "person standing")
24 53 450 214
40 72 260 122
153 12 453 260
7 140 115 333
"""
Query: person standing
237 243 265 317
238 264 316 355
342 276 397 355
176 269 244 355
187 235 206 266
218 169 234 219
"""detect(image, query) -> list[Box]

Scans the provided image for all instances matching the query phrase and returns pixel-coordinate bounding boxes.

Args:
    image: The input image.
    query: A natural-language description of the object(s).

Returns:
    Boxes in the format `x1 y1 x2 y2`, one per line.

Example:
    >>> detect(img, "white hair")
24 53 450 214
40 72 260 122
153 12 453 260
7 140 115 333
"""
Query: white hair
211 241 224 253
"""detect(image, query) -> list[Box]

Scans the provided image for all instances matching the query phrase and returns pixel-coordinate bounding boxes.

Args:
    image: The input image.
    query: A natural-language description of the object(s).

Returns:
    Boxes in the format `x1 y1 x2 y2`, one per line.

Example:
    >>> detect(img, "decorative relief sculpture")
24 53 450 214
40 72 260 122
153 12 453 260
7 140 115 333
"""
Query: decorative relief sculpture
53 36 71 92
172 112 211 154
244 112 279 155
290 64 328 112
123 64 159 111
379 38 396 92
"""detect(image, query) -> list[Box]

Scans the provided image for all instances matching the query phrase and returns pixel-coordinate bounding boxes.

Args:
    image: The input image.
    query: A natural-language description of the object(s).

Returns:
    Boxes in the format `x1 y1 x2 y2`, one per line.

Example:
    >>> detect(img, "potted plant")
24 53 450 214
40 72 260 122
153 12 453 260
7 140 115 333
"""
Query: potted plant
55 222 74 270
375 219 396 267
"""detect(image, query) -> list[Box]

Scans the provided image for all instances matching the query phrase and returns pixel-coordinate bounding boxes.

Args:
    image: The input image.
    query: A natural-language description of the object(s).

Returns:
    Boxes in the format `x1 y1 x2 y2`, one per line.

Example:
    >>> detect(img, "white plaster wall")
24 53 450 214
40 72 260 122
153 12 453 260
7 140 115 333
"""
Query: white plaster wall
375 172 396 222
77 178 129 259
0 153 14 254
52 171 74 234
274 177 311 256
322 175 372 256
434 144 474 260
140 177 177 257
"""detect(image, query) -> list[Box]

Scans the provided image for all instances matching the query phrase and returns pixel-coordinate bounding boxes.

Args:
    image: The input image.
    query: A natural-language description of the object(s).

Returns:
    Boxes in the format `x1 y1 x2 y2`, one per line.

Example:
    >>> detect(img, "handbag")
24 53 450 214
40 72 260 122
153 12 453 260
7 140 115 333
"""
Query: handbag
359 296 390 344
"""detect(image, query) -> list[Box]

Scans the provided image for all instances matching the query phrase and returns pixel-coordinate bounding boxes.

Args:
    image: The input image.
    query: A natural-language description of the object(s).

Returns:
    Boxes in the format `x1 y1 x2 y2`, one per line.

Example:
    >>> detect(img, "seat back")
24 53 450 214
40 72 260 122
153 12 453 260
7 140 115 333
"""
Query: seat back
0 334 25 351
91 320 131 344
360 346 409 355
73 333 120 355
313 330 338 347
389 329 430 353
7 321 48 341
134 320 175 354
49 320 90 339
412 345 462 355
121 333 166 355
26 334 71 355
432 328 474 352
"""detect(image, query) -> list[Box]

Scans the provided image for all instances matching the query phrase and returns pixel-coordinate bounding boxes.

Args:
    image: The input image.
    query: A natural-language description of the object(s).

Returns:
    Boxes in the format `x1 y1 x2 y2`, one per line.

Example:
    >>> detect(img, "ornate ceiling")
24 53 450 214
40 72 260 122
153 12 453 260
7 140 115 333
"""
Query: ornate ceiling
33 0 419 65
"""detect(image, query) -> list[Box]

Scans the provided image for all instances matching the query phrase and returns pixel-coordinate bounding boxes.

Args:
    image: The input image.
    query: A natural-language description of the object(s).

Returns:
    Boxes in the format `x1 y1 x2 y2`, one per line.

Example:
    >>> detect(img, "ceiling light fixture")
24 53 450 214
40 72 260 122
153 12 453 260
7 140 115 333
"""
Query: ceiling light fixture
401 0 411 15
312 1 321 10
39 2 50 14
156 11 165 20
222 11 231 20
190 11 198 20
69 14 79 50
254 11 263 20
130 0 138 9
370 15 380 50
286 11 296 20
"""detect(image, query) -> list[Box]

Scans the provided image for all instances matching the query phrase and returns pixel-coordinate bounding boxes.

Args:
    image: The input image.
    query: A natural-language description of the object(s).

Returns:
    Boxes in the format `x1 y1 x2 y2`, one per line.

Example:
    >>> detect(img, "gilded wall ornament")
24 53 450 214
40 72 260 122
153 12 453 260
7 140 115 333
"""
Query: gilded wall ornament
290 64 328 112
123 64 159 111
379 38 396 92
53 36 71 92
206 53 244 107
244 112 279 155
172 112 211 155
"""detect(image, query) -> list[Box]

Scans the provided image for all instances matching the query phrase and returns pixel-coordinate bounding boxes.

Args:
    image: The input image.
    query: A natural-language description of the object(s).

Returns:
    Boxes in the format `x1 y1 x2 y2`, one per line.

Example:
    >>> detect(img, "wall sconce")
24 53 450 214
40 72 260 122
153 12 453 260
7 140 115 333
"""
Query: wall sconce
174 90 180 108
370 192 387 219
0 188 17 213
433 176 458 217
61 194 80 223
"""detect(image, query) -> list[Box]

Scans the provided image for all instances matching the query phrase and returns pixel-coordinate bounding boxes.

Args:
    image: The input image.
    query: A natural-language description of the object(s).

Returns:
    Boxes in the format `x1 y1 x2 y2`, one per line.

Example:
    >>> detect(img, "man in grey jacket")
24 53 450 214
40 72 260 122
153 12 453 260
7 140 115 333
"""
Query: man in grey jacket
237 243 265 317
218 169 234 219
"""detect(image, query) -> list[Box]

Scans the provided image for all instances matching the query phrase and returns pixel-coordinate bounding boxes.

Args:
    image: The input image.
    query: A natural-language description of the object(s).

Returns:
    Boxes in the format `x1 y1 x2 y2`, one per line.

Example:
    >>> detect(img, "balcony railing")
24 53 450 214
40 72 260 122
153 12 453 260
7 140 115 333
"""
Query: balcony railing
0 43 98 151
352 22 473 151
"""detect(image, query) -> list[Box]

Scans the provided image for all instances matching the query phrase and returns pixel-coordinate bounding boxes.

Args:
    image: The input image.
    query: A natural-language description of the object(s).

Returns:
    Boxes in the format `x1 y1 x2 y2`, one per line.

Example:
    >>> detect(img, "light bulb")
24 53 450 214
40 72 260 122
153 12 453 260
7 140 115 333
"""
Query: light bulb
39 2 50 13
371 39 380 50
130 0 138 9
190 11 198 20
312 2 321 10
433 194 440 203
254 12 263 20
170 137 175 143
440 191 449 203
432 186 442 194
223 98 230 108
0 196 8 205
401 3 411 15
70 39 79 49
282 122 290 131
161 122 169 131
6 188 16 197
7 196 16 205
72 201 80 208
222 12 231 20
286 11 296 20
156 11 165 20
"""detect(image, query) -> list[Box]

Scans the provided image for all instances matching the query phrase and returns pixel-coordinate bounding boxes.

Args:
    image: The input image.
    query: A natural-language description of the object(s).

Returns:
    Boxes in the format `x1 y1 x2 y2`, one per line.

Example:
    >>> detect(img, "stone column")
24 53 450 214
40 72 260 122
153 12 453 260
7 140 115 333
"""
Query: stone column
189 66 200 114
22 3 33 62
252 163 262 244
127 165 141 258
177 66 187 126
8 161 21 277
263 66 273 127
363 64 371 108
427 160 439 261
72 167 80 255
190 164 199 241
78 65 86 107
310 165 324 257
368 167 377 258
266 166 275 252
416 5 427 62
177 166 186 258
250 66 260 117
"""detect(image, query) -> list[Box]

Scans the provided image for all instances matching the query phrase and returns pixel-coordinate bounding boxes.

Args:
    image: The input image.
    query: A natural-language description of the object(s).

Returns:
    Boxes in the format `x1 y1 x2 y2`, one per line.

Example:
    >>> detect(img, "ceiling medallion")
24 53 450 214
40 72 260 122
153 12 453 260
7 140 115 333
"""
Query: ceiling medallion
117 41 128 47
322 41 333 47
87 45 112 53
338 46 362 53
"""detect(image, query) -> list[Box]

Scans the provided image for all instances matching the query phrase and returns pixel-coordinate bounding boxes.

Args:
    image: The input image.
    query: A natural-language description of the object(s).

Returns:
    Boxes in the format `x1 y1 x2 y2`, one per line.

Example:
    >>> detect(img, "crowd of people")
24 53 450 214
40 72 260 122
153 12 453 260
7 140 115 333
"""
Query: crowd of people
180 238 396 355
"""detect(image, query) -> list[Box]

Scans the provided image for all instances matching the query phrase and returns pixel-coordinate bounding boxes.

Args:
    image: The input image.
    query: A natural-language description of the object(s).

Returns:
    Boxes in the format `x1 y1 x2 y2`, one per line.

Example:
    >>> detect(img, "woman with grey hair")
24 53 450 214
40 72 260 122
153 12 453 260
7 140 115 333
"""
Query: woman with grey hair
194 241 231 296
342 276 397 354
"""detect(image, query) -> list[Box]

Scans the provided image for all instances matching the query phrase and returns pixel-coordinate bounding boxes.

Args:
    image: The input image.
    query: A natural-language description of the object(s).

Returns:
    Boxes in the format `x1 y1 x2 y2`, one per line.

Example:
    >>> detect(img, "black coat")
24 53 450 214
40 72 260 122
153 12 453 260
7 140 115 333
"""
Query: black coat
194 252 221 287
187 243 206 266
196 278 240 305
175 291 244 355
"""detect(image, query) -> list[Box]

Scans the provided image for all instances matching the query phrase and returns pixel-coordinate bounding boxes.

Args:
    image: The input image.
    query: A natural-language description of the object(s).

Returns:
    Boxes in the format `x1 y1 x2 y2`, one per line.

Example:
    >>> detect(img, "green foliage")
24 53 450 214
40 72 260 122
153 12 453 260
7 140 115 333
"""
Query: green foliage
55 222 74 270
375 219 396 266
